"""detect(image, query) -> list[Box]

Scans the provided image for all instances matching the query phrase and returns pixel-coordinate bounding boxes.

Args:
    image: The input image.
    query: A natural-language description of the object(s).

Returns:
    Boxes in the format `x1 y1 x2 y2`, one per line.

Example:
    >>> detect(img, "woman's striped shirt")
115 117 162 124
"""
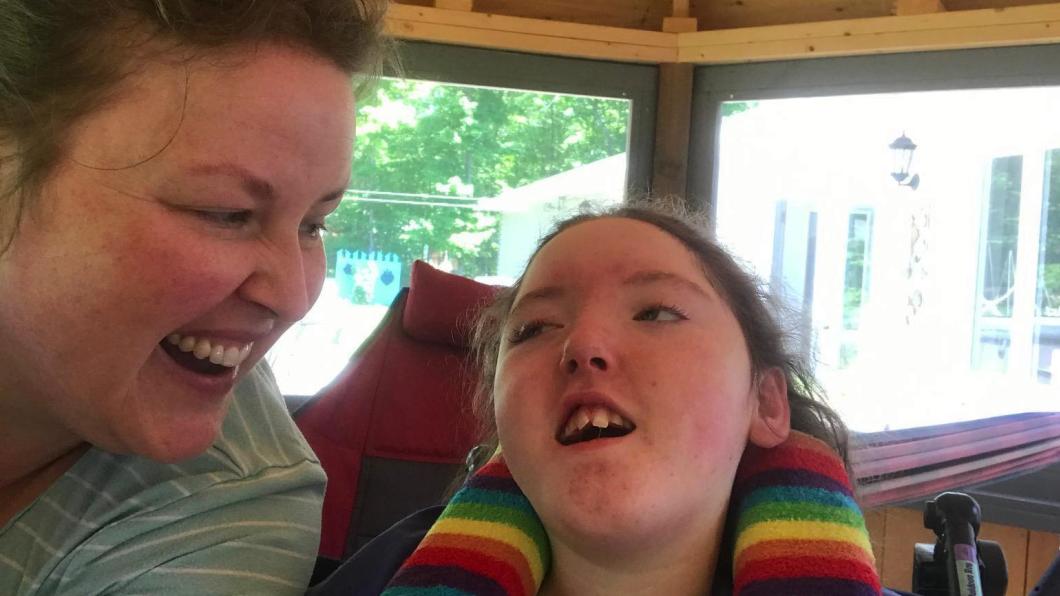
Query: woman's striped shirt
0 362 326 595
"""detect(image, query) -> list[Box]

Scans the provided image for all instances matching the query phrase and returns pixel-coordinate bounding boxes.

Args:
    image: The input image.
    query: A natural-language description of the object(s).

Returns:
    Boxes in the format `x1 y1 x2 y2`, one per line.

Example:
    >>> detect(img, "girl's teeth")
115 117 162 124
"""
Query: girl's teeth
560 404 636 443
179 336 197 352
167 334 180 345
193 340 213 359
591 409 610 429
574 409 591 432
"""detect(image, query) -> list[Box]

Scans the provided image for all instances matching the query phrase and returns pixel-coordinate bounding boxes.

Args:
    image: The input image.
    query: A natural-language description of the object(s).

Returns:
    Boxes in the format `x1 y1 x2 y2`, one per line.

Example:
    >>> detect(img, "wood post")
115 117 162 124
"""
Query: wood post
651 63 694 198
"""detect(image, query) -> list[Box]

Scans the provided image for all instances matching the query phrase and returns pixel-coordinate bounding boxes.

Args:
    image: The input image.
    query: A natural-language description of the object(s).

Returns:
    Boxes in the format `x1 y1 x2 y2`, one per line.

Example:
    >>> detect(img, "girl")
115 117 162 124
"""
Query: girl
318 201 909 595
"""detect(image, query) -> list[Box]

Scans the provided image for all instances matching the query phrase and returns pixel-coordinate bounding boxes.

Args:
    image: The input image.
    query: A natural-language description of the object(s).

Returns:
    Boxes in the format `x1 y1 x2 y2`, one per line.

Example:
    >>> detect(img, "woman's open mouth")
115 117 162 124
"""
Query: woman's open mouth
159 333 252 377
557 404 636 446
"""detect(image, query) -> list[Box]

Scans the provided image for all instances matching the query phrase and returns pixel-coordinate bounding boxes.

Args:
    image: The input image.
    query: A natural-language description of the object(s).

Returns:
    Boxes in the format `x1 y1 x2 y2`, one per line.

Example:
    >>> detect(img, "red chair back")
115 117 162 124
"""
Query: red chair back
296 260 497 560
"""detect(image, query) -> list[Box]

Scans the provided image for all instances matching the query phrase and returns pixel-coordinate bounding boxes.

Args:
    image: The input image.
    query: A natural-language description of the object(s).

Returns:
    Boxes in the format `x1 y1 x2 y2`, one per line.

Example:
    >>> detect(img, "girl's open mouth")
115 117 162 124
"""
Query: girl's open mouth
557 404 636 446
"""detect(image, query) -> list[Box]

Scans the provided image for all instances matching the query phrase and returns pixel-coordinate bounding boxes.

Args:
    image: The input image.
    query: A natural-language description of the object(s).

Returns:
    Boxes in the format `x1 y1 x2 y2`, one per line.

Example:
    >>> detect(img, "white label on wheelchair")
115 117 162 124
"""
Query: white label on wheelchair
953 544 982 596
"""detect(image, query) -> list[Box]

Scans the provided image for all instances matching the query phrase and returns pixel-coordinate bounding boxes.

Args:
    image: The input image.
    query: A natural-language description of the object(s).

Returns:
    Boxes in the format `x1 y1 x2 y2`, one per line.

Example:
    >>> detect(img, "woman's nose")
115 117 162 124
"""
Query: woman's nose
239 242 312 322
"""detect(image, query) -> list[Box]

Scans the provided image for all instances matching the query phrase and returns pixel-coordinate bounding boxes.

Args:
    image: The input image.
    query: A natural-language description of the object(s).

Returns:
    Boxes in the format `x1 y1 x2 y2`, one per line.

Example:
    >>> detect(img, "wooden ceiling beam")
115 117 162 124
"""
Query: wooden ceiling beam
387 2 1060 64
895 0 947 15
679 3 1060 63
386 4 676 62
434 0 474 11
664 0 699 32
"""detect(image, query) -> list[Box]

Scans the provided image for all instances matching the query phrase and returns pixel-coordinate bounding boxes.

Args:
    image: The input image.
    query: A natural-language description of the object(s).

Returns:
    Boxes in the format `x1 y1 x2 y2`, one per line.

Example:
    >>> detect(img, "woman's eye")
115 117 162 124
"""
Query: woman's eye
194 209 252 228
507 320 549 344
634 304 688 322
301 221 329 240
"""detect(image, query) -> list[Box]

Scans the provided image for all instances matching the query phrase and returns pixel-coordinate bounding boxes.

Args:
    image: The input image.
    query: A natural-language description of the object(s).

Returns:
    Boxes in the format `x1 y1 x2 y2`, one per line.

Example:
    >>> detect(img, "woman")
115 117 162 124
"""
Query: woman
317 202 911 595
0 1 384 593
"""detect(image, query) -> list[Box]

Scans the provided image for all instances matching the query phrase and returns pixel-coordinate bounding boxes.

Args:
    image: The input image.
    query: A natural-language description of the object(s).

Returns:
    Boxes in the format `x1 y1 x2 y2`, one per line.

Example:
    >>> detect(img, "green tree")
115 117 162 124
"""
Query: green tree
325 79 630 282
1041 149 1060 315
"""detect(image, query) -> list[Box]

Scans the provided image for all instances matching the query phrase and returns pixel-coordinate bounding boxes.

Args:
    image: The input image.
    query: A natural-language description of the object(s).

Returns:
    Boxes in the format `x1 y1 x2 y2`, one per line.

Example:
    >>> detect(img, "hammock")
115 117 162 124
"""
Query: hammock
852 411 1060 508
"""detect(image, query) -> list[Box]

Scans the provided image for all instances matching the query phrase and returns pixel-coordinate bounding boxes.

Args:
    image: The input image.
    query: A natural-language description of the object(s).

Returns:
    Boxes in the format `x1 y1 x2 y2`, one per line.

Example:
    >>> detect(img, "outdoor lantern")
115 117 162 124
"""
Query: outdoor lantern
889 132 920 190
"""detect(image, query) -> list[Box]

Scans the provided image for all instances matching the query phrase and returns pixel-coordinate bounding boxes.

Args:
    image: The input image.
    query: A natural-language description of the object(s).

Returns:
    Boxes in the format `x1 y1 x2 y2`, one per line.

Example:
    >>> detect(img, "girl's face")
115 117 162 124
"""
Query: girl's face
0 44 355 462
495 217 787 557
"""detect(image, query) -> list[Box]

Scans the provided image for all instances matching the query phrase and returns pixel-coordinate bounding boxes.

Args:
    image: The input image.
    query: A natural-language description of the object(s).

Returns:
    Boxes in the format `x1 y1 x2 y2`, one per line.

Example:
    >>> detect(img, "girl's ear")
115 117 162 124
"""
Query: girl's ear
749 367 791 448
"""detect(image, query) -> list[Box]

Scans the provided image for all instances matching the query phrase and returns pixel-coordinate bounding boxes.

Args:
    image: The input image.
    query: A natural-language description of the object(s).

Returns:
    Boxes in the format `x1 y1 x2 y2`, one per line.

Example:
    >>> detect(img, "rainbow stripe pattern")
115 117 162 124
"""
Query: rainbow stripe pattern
731 431 881 596
384 431 881 595
382 456 549 596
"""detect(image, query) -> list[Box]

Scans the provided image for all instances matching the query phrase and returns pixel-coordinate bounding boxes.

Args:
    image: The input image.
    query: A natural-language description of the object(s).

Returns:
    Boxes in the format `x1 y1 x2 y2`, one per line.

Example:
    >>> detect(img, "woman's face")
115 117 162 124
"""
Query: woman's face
495 218 783 557
0 44 355 462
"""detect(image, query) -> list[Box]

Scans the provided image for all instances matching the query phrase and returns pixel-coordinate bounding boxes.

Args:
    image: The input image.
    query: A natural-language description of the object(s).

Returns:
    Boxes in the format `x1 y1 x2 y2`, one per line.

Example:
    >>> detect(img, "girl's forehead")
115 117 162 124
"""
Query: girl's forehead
519 217 711 292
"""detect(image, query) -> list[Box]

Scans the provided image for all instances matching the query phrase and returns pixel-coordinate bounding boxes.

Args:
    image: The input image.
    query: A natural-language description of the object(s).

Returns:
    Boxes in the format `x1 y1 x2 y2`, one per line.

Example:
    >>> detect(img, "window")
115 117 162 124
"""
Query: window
695 48 1060 431
841 209 874 368
266 44 657 396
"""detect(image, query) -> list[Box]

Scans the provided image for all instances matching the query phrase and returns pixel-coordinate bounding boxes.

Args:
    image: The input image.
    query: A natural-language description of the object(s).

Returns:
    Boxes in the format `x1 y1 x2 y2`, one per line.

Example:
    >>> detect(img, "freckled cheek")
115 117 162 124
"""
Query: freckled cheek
492 380 519 446
684 401 750 467
120 236 248 318
492 359 539 450
304 250 327 304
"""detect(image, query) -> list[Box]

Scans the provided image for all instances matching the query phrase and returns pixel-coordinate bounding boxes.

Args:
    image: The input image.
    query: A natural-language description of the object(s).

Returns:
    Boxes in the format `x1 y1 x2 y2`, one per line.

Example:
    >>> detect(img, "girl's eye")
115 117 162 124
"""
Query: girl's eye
507 320 550 344
194 209 252 228
634 304 688 322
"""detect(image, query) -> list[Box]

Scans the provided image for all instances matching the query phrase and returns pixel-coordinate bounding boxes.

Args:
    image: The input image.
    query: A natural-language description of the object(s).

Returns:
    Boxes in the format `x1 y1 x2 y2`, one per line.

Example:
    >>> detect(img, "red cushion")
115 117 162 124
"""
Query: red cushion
403 260 498 347
296 261 497 560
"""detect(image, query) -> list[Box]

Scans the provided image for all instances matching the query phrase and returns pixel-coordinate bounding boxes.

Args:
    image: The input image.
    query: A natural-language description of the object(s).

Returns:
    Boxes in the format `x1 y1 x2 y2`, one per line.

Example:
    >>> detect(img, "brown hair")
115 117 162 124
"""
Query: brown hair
469 199 850 467
0 0 388 253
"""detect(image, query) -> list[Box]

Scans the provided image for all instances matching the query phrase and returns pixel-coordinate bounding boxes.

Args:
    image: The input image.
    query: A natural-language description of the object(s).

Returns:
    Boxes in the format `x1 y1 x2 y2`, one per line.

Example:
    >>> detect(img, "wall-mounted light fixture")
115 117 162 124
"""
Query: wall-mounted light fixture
890 132 920 191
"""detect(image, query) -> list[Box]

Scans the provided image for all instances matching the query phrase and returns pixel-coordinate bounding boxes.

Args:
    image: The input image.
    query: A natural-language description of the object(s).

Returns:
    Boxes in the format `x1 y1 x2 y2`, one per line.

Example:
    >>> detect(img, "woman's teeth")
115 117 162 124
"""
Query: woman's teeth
166 334 252 368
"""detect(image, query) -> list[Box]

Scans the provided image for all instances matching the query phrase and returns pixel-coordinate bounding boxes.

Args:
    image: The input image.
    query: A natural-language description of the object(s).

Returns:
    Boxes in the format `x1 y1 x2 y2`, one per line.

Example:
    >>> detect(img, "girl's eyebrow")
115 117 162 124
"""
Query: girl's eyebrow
510 285 565 317
511 270 711 316
623 270 712 300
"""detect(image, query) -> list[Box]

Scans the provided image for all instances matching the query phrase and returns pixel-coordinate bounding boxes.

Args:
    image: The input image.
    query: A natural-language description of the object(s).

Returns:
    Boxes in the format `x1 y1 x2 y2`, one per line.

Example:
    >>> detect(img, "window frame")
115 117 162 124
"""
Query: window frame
688 43 1060 215
687 43 1060 532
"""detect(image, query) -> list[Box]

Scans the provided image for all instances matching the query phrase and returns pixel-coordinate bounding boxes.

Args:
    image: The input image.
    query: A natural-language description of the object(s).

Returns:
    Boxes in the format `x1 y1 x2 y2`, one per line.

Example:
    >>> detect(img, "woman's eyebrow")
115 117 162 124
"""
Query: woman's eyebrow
623 270 712 300
186 163 276 202
185 162 347 204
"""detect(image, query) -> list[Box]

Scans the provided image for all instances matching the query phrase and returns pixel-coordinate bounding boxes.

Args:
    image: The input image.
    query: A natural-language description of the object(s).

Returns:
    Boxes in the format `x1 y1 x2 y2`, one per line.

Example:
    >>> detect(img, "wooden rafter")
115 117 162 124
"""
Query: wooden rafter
386 2 1060 64
895 0 947 15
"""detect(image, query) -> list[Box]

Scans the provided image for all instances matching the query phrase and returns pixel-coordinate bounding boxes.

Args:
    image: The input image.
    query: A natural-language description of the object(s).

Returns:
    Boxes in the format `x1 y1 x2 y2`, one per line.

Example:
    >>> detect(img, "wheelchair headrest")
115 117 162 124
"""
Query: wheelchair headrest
402 260 499 348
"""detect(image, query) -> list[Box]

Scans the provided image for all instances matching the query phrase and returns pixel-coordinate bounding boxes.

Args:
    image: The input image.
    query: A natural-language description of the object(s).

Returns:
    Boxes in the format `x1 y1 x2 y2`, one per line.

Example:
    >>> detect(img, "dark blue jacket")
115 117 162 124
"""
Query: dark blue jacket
309 506 919 596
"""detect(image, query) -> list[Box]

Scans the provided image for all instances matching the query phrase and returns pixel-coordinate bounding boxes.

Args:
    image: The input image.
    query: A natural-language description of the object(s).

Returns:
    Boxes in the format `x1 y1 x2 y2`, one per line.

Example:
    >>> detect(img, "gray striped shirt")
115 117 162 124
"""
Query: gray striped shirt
0 362 326 595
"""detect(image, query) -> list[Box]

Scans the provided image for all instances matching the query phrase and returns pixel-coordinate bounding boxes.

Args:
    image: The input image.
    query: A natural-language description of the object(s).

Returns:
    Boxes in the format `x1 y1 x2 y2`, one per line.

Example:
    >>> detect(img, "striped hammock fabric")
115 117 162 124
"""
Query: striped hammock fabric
383 431 880 596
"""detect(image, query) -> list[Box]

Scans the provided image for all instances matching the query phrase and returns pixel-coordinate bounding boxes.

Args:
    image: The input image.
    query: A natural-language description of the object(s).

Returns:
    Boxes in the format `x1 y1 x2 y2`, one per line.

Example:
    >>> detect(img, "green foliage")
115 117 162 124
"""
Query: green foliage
1041 150 1060 314
721 101 757 118
981 155 1023 317
325 79 630 282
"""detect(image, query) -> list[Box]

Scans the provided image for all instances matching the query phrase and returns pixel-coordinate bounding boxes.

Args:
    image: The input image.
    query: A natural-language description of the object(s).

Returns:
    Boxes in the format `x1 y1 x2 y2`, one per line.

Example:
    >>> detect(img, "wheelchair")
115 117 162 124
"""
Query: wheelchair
911 492 1059 596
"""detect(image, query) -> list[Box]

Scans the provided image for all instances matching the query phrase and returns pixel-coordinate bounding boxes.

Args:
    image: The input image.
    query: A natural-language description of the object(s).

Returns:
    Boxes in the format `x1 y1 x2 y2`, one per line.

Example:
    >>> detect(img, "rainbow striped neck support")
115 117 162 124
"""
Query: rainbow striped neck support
383 431 881 596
